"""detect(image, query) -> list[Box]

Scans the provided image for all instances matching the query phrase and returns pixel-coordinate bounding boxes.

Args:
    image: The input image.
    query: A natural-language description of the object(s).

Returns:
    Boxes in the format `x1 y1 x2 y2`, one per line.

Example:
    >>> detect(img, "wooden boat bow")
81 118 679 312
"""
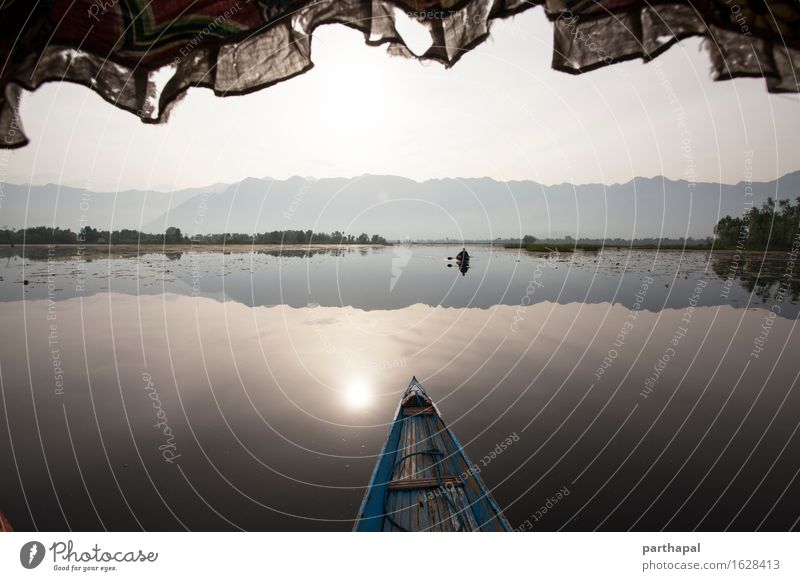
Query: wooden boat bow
354 377 511 532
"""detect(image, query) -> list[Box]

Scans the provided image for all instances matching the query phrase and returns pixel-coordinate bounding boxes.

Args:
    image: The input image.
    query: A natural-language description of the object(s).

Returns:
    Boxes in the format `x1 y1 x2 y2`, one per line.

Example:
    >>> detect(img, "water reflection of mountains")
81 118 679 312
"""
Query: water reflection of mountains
3 246 799 315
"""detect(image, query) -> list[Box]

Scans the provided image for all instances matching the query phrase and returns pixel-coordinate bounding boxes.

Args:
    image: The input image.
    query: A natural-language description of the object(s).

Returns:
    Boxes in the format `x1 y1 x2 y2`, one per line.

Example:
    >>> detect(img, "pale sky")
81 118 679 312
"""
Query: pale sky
6 8 800 191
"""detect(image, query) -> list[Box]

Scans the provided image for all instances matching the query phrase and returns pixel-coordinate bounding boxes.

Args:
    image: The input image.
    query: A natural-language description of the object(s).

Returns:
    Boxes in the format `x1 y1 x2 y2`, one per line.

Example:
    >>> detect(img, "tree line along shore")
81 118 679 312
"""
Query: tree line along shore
508 198 800 253
0 227 389 246
4 198 799 251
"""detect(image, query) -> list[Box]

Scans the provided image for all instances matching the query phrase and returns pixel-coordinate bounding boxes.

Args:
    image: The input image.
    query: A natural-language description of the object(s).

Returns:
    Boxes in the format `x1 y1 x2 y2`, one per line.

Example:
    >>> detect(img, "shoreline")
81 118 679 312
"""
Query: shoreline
0 243 794 261
0 243 389 259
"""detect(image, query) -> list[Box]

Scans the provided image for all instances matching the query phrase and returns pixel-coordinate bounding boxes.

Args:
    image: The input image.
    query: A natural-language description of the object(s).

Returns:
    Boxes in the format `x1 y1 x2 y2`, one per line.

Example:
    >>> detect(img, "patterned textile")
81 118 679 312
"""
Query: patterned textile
1 0 798 148
0 508 13 531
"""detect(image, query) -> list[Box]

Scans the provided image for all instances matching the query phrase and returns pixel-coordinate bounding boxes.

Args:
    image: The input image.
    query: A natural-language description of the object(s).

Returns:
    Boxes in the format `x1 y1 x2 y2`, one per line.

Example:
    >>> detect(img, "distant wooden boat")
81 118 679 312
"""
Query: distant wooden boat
354 377 511 531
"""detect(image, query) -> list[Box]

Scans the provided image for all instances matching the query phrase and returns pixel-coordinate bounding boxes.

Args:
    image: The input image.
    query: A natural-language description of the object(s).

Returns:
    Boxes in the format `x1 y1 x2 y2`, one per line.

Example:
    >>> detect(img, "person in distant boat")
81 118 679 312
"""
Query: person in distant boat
455 247 469 262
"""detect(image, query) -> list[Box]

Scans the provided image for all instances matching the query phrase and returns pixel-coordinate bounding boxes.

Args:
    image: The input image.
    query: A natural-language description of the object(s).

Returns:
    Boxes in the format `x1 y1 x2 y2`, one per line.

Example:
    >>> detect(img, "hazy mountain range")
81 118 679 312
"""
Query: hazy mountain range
2 172 799 240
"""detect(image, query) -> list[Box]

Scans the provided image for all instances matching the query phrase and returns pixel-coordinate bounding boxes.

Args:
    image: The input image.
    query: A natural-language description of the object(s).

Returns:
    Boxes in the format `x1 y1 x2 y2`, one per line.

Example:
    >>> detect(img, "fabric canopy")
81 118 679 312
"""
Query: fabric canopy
1 0 798 148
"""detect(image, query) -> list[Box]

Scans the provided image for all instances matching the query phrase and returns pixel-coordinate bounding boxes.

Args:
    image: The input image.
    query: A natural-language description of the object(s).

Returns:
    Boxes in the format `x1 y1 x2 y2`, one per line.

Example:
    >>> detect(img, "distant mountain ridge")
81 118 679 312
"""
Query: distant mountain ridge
2 172 799 239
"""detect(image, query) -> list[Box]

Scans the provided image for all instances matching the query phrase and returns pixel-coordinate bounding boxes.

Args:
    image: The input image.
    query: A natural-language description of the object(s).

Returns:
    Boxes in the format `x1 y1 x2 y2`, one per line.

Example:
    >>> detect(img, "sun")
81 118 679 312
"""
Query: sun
344 379 372 409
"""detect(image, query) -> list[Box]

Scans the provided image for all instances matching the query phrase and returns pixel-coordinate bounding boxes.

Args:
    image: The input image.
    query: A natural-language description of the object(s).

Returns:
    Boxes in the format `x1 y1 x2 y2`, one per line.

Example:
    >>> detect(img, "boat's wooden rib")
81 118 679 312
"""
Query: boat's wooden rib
387 476 464 490
402 406 434 416
354 377 511 532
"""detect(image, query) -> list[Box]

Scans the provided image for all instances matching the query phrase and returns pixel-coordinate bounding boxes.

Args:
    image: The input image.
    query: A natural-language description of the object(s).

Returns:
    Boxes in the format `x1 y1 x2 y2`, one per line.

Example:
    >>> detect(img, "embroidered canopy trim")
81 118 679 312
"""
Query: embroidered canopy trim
1 0 798 148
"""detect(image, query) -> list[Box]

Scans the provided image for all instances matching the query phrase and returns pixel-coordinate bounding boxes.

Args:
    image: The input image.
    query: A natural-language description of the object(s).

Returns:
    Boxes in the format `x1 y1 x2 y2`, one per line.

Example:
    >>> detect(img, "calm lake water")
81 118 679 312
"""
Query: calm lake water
3 244 800 314
1 245 799 531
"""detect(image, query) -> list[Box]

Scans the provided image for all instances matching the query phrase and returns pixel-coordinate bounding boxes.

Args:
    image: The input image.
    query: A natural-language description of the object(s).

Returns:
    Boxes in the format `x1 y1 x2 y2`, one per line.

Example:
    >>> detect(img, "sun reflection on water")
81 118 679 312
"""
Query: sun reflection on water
344 378 372 409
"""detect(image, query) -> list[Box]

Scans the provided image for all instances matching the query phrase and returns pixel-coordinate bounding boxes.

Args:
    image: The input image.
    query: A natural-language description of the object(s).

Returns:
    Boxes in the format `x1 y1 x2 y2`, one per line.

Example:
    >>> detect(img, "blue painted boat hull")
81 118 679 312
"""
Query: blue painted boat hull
354 377 511 531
